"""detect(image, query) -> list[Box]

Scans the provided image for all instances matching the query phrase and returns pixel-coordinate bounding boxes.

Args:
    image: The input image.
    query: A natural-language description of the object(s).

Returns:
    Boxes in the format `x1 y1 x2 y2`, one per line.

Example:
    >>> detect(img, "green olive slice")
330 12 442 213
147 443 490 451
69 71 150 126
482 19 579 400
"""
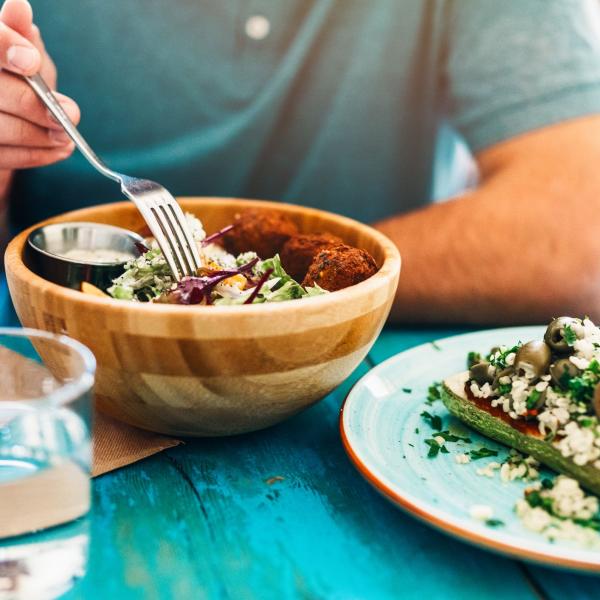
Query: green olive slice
544 317 579 353
514 340 551 381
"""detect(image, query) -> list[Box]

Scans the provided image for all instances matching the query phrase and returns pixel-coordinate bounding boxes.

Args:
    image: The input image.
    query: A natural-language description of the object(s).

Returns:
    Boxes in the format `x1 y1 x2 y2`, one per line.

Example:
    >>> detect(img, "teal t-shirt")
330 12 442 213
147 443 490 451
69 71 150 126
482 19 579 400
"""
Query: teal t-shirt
11 0 600 227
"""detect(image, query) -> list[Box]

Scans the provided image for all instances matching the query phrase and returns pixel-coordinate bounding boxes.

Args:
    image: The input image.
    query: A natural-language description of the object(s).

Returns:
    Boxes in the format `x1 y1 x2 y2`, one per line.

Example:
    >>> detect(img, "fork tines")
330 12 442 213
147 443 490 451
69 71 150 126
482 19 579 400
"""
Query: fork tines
131 186 202 280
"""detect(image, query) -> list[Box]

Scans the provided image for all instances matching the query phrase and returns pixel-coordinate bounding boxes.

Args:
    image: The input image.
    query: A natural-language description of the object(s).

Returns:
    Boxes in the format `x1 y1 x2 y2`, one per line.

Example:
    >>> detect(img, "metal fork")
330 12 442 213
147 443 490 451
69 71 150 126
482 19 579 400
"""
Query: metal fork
24 73 202 281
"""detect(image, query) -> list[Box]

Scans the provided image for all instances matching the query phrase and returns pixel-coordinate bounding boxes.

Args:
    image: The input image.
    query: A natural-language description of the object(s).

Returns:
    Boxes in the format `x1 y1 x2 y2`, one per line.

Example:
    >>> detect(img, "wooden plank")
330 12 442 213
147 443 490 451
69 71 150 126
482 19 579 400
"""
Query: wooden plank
0 277 574 598
80 364 532 600
63 454 225 600
525 566 600 600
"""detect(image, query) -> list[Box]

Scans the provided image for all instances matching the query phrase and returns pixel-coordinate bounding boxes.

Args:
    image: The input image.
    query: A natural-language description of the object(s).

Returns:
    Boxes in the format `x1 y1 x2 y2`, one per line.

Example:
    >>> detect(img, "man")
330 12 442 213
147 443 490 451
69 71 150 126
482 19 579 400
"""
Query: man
1 0 600 323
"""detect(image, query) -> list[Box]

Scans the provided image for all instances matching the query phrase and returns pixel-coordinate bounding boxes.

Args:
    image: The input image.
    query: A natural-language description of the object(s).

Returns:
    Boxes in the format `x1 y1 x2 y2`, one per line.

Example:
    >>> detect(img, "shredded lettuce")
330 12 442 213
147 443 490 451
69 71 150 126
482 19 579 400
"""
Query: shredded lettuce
107 215 329 305
107 247 174 301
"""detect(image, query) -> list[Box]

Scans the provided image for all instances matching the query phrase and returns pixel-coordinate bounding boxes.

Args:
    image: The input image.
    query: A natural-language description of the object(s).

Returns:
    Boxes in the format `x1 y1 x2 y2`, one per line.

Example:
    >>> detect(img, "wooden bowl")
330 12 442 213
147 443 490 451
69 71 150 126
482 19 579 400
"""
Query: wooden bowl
5 198 401 436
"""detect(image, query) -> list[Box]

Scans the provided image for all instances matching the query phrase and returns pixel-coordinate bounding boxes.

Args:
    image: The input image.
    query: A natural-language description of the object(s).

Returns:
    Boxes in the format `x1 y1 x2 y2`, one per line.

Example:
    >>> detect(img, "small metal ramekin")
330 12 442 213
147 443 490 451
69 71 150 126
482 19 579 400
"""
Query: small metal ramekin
25 222 144 291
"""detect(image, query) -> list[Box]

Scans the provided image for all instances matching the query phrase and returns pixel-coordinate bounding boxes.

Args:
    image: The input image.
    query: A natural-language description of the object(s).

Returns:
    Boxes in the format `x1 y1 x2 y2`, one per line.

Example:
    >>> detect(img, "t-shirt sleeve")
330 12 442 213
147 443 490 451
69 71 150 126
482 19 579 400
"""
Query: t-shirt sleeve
444 0 600 152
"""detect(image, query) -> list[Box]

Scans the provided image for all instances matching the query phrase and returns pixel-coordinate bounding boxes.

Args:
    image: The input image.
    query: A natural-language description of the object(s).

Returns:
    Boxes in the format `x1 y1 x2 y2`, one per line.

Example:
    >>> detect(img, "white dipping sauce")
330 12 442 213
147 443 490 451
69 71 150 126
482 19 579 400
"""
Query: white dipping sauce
61 248 135 263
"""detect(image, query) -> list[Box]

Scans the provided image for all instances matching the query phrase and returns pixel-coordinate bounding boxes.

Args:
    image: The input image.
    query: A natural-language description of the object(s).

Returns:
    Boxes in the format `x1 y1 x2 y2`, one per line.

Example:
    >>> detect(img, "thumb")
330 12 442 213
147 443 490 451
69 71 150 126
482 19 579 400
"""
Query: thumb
0 0 34 39
0 0 40 74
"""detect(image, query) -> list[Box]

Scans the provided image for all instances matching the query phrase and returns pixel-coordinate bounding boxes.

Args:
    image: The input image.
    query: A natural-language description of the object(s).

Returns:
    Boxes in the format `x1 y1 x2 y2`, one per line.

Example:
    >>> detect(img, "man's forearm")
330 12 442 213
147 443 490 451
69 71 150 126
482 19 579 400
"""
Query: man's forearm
376 116 600 325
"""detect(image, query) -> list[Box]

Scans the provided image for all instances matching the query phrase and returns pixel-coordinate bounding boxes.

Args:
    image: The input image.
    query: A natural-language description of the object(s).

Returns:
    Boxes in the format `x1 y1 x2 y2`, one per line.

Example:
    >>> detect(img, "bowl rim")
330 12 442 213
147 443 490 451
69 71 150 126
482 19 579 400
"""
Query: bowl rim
5 197 401 319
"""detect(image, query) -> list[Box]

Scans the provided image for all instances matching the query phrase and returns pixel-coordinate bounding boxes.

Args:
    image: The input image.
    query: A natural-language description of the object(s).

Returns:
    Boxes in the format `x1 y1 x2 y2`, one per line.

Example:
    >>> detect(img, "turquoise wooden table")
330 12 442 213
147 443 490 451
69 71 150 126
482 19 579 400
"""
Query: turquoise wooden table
0 273 598 599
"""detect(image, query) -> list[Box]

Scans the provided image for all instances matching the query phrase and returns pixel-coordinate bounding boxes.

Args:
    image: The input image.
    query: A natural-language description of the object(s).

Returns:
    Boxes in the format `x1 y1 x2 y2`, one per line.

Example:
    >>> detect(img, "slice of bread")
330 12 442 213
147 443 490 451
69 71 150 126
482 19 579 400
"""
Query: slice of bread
442 372 600 495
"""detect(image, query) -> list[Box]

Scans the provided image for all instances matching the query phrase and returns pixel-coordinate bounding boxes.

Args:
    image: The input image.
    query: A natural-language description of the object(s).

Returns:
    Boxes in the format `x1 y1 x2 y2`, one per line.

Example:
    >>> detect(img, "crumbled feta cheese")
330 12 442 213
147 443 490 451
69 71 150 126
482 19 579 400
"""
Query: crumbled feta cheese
515 500 552 532
556 421 600 467
455 453 470 465
570 355 590 371
470 382 493 399
515 477 600 546
499 451 539 482
469 505 494 521
574 338 595 360
434 435 445 446
476 462 501 478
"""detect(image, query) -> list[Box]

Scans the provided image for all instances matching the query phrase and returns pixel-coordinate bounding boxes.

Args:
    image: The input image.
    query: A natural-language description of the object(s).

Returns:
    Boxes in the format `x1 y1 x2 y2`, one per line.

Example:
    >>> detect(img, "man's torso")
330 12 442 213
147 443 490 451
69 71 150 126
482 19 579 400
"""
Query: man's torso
12 0 447 227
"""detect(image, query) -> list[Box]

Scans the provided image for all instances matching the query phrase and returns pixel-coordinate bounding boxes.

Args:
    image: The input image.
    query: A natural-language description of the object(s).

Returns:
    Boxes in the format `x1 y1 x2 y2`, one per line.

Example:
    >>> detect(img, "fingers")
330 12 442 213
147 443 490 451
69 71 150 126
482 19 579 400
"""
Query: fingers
0 21 39 74
0 143 75 170
29 23 56 84
0 111 72 148
0 0 40 75
1 0 33 37
0 1 76 171
0 71 80 128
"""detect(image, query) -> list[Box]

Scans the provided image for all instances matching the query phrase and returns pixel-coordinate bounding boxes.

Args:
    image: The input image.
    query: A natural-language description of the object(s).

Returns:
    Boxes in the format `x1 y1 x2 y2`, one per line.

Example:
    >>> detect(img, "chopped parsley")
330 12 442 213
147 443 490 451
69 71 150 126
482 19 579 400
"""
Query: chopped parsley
498 382 512 396
435 430 472 443
565 369 598 403
485 519 505 528
588 359 600 375
424 438 442 457
563 324 578 347
424 438 449 458
526 389 542 410
431 341 442 351
402 387 413 394
489 344 521 370
469 447 499 460
579 416 597 428
420 410 442 431
426 381 442 405
467 351 482 369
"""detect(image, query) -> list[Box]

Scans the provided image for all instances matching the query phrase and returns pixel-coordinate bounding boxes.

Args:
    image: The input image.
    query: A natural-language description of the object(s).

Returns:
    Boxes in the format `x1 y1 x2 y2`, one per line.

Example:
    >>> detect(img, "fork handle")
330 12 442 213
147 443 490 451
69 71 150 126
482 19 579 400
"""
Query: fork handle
24 73 121 183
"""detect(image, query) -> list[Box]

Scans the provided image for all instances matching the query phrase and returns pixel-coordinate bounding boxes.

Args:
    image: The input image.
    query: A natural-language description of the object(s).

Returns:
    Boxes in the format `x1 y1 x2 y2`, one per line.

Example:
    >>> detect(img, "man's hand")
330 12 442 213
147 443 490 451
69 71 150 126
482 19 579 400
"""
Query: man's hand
376 115 600 325
0 0 80 202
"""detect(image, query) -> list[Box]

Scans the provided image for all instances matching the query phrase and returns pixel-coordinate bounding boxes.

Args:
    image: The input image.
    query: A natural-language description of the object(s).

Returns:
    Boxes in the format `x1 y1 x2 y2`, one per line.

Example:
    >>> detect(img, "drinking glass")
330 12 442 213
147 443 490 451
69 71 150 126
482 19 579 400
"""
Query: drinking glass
0 328 95 599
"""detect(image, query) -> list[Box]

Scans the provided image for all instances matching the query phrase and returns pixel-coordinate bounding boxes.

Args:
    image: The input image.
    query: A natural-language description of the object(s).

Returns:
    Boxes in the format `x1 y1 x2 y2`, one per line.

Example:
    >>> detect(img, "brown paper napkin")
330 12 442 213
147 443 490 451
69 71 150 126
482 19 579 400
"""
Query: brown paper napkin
92 412 182 477
0 344 171 478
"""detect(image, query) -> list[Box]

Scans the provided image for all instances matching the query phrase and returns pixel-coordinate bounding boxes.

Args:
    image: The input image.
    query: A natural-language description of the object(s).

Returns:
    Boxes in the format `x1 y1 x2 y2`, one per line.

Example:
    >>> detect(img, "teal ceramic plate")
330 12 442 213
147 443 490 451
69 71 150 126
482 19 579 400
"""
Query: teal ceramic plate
341 327 600 572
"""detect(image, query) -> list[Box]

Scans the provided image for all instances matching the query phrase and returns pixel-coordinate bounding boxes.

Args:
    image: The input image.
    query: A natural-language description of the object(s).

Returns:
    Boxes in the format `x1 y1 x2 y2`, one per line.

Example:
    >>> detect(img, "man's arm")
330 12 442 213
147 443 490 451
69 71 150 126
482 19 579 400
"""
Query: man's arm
376 115 600 324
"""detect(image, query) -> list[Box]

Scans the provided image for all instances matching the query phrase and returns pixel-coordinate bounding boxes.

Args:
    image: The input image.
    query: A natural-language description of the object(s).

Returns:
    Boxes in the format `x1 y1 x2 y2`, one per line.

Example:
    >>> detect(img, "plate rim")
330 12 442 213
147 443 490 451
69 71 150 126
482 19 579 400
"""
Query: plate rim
340 326 600 572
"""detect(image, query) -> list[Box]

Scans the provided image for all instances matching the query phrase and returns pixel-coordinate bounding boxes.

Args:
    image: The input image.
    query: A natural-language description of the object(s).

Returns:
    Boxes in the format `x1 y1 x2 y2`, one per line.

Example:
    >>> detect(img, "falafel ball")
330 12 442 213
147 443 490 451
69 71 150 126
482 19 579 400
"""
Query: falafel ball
280 232 343 282
302 244 378 292
222 208 298 259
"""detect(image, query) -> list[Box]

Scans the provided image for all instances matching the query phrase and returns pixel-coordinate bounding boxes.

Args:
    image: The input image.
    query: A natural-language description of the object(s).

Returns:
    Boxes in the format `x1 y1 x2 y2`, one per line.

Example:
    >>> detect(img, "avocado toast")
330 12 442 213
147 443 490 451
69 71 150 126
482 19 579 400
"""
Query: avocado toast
442 317 600 496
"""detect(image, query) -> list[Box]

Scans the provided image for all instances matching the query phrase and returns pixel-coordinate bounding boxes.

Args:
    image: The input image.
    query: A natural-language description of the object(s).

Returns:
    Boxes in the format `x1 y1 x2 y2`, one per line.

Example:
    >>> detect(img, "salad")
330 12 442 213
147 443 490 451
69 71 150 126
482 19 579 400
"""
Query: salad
107 213 328 305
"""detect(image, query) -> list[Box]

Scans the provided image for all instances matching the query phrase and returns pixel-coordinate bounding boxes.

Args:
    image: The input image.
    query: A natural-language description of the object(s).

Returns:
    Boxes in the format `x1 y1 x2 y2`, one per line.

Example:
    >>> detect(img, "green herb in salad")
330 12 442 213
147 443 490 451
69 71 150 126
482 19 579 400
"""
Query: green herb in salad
485 519 505 528
434 430 472 444
488 344 521 370
420 411 443 431
469 447 499 460
467 351 482 369
563 324 578 347
426 382 442 405
424 438 449 458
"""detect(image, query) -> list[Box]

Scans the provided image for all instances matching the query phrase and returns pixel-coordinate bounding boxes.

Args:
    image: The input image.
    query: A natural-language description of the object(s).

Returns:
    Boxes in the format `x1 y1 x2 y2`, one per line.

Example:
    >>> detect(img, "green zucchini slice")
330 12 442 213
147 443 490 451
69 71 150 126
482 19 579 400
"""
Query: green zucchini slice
442 372 600 496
